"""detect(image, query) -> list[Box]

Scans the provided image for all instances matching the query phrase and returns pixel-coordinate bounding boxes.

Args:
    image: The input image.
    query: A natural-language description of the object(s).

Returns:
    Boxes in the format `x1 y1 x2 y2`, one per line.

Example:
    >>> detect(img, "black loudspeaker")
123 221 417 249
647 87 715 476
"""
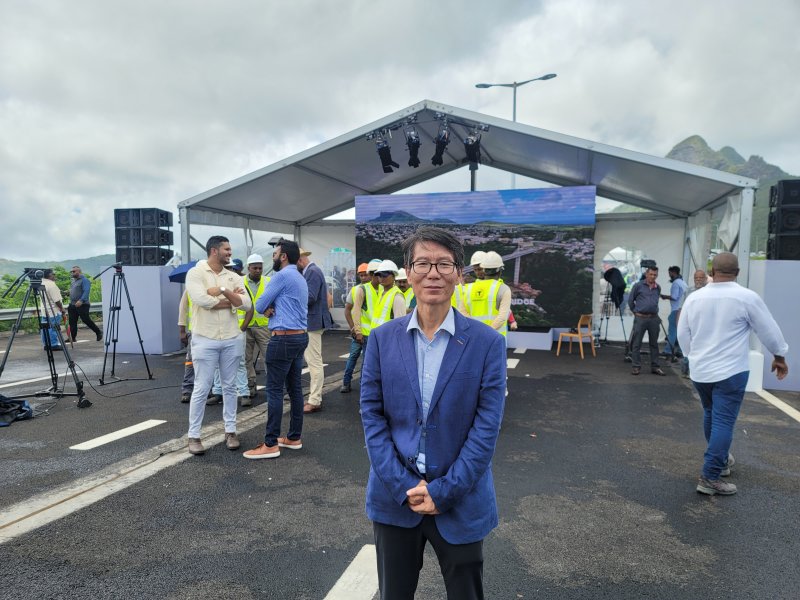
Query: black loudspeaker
141 247 174 266
114 208 142 227
115 228 142 246
141 228 173 246
140 208 173 228
767 235 800 261
767 180 800 260
116 247 143 265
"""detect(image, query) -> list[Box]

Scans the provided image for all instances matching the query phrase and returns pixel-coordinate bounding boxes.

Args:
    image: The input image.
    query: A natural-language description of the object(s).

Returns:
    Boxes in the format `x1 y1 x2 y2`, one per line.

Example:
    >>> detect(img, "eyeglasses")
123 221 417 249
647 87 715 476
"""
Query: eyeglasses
409 261 457 275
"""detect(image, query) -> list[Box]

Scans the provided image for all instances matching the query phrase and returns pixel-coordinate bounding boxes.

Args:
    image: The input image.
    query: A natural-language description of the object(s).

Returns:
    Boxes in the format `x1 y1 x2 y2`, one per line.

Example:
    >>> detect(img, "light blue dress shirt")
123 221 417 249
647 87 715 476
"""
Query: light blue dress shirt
407 307 455 474
255 264 308 331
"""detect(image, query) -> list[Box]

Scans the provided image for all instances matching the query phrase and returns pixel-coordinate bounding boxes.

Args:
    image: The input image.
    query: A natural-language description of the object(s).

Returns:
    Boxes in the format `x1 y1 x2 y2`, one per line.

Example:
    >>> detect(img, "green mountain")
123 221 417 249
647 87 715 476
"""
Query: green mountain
666 135 797 252
0 254 117 281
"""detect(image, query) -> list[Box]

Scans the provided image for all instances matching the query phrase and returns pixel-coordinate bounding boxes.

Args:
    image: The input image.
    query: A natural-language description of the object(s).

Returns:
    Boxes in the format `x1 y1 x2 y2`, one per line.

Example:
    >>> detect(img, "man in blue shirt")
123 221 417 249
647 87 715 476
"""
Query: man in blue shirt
361 227 506 599
67 266 103 342
243 239 309 460
660 266 688 358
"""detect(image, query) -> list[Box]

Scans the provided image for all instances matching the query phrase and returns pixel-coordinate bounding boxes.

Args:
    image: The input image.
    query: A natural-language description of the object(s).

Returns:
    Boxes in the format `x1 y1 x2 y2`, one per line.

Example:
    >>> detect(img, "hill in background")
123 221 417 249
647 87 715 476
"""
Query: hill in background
0 254 117 281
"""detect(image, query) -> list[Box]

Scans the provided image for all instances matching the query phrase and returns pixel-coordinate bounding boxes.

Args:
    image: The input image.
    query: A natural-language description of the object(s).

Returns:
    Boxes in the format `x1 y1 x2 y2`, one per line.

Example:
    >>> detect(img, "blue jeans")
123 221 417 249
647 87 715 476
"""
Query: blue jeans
342 335 368 386
664 310 679 355
264 332 308 446
692 371 748 480
40 314 63 348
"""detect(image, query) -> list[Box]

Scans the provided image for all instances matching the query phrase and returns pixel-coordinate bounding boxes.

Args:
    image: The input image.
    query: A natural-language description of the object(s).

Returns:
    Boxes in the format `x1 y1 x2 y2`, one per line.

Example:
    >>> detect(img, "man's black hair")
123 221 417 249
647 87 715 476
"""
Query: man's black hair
401 226 464 269
205 235 229 256
43 269 54 278
669 265 680 275
276 239 300 264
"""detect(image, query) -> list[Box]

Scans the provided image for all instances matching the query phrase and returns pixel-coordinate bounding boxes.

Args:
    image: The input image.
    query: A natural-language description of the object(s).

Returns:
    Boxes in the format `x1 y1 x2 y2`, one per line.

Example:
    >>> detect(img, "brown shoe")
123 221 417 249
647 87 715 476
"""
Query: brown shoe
225 432 240 450
242 443 280 460
303 403 322 414
278 436 303 450
188 438 205 455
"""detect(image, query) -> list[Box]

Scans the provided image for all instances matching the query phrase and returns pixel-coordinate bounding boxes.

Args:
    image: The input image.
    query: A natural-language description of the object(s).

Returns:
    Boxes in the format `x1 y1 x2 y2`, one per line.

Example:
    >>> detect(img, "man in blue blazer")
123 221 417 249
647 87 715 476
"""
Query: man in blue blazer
361 227 506 600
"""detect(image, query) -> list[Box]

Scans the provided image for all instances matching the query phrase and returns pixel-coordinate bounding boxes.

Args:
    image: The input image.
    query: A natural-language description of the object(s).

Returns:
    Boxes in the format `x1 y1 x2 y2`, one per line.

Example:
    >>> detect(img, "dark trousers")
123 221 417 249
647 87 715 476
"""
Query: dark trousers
182 332 194 394
264 332 308 447
373 517 484 600
630 315 660 369
67 303 102 340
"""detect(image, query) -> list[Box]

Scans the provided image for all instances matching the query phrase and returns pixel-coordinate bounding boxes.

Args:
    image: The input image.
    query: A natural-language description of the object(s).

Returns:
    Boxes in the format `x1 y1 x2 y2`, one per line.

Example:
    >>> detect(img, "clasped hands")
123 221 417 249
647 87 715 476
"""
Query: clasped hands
406 479 439 515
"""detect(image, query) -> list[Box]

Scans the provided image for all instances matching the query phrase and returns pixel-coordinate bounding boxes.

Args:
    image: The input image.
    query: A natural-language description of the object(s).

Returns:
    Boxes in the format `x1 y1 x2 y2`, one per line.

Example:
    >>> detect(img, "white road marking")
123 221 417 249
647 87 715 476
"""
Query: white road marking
513 347 527 354
0 375 56 390
70 420 167 450
755 389 800 424
324 544 379 600
339 353 350 359
507 358 520 369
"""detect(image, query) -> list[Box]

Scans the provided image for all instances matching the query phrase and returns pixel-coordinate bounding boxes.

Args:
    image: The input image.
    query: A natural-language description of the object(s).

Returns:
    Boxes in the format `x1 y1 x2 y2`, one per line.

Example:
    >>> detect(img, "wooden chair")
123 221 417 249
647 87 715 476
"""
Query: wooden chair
556 314 596 359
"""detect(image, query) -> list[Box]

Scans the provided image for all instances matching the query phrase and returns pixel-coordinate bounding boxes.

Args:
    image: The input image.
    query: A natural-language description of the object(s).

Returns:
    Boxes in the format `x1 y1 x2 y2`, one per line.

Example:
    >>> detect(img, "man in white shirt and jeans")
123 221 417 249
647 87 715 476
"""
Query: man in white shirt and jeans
185 236 252 455
678 252 788 496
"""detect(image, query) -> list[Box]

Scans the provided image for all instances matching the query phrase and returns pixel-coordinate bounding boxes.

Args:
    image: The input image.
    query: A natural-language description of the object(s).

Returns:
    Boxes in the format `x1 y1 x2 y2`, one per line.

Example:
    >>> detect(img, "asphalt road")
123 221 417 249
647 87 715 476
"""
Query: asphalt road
1 329 799 599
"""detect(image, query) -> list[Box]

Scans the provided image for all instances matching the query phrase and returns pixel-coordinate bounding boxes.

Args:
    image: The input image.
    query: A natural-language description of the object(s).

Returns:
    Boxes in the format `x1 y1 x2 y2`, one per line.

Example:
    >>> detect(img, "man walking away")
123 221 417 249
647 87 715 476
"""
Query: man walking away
68 266 103 342
297 248 333 414
678 252 788 496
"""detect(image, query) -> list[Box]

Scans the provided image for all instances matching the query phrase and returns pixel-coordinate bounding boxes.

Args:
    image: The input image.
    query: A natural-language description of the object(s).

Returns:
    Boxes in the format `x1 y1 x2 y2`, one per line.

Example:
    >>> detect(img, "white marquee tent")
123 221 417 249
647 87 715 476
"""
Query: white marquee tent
177 99 758 340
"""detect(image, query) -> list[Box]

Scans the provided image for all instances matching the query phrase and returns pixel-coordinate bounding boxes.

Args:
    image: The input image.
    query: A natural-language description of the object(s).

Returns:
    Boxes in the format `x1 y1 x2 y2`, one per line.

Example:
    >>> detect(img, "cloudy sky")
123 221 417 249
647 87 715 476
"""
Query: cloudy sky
1 0 798 261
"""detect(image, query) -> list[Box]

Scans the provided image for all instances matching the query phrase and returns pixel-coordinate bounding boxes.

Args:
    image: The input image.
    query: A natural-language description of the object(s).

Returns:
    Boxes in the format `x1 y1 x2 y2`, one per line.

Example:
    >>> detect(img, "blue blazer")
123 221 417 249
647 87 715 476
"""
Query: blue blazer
360 309 506 544
303 262 333 331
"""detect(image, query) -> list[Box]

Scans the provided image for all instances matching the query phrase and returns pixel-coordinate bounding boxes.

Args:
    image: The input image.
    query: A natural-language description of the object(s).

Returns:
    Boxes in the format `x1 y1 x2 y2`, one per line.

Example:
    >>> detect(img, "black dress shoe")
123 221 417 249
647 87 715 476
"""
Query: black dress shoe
651 367 666 376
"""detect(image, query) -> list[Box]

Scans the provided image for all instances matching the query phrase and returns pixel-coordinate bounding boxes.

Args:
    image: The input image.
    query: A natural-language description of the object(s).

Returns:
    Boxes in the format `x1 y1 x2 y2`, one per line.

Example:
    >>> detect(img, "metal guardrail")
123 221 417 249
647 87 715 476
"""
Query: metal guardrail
0 307 38 321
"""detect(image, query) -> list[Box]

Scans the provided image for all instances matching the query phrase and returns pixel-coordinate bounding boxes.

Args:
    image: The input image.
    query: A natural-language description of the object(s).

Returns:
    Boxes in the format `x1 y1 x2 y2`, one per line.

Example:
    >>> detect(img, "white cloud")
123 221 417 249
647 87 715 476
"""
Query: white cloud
0 0 797 261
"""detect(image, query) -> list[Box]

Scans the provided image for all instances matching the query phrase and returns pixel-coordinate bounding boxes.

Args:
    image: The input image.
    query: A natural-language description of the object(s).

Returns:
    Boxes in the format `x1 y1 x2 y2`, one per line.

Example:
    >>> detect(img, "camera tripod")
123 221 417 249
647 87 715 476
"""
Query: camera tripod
597 288 628 346
96 264 153 385
0 269 90 408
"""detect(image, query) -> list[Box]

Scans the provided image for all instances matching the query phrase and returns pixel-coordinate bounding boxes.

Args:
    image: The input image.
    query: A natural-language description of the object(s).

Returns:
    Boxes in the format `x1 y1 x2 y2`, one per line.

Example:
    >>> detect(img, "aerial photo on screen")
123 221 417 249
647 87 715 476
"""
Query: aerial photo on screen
355 186 596 328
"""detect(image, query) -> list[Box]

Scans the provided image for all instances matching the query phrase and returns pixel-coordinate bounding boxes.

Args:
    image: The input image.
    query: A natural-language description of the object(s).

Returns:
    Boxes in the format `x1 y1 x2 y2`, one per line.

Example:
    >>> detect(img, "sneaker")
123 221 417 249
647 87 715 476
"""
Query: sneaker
651 367 666 376
206 394 222 405
696 477 737 496
631 367 641 376
278 436 302 450
180 393 191 403
243 443 280 460
225 432 240 450
188 438 205 455
720 453 735 477
240 396 252 407
340 384 351 393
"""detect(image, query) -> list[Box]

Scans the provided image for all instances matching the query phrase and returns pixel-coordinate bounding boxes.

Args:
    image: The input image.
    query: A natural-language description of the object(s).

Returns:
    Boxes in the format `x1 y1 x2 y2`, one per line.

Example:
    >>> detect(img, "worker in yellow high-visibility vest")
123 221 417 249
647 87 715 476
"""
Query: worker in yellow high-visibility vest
239 254 272 404
343 259 383 393
453 250 485 311
464 251 511 338
370 260 407 330
396 268 414 313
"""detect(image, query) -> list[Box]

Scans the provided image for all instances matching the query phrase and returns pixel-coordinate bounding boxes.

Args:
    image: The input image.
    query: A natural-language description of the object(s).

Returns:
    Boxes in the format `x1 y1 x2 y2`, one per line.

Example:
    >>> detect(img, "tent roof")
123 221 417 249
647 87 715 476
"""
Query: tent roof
179 99 758 228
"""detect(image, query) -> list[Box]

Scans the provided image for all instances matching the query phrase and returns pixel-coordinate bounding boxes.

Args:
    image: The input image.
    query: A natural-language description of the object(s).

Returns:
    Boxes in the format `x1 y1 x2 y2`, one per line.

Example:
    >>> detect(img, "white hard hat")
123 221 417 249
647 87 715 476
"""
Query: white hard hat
480 251 504 270
366 259 383 273
246 253 264 266
469 250 487 266
375 259 399 274
396 268 408 280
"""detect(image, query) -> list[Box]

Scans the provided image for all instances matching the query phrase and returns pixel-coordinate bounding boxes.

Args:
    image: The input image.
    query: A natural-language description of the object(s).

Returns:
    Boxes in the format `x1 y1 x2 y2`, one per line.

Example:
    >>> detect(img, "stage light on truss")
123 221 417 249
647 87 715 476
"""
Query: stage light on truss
463 132 482 171
405 128 421 168
431 125 450 167
376 139 400 173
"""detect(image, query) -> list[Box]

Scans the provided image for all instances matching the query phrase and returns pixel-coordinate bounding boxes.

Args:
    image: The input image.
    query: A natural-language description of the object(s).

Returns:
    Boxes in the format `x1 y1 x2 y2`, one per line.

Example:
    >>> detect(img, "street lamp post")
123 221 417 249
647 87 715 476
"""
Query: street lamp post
476 73 556 188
